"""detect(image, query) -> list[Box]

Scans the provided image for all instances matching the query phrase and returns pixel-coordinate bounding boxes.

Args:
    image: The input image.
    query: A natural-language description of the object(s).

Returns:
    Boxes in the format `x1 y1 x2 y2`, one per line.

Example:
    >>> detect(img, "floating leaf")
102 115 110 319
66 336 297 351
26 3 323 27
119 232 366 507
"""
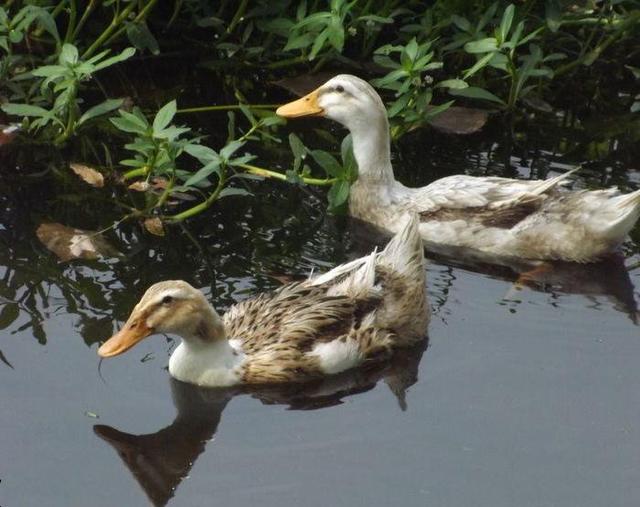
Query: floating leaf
143 217 165 236
36 223 120 261
69 163 104 188
84 411 99 419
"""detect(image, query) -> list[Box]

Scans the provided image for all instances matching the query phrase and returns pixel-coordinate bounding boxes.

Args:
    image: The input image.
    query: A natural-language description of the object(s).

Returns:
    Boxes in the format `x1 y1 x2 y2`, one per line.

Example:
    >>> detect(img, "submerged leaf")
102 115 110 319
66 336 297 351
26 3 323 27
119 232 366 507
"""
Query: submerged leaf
69 163 105 188
36 223 120 261
427 106 488 134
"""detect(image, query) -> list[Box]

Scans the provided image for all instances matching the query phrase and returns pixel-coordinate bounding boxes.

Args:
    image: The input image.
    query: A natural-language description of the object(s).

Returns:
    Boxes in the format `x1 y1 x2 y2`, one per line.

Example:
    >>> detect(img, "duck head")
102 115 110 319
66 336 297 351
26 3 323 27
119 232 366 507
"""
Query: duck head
276 74 388 134
98 280 225 358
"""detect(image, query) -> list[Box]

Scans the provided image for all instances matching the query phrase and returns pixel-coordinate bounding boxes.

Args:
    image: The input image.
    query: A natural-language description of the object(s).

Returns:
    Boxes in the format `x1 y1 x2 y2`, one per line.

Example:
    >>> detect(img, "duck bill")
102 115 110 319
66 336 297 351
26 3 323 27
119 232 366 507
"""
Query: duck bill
98 319 152 358
276 89 323 118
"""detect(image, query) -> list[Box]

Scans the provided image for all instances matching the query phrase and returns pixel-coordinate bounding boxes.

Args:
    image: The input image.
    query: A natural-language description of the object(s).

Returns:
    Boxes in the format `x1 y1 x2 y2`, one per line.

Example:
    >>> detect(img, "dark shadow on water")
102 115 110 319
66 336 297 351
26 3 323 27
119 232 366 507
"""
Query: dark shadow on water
93 339 428 507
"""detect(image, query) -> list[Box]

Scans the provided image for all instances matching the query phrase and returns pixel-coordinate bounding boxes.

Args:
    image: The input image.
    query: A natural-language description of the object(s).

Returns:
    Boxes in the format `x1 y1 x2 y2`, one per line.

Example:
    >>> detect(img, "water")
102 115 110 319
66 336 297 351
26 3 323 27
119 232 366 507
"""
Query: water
1 71 640 506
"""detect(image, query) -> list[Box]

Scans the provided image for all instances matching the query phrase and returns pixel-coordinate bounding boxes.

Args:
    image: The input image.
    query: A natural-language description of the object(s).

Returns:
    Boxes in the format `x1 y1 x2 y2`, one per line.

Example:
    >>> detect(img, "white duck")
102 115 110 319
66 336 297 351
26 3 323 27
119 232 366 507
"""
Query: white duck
98 215 428 387
277 74 640 263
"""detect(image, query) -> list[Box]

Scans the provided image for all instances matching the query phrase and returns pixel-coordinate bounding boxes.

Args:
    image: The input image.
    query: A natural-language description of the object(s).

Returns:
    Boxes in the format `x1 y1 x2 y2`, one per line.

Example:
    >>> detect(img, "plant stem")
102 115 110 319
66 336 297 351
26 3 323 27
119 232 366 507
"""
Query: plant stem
237 163 336 186
70 0 97 41
100 0 159 51
164 170 227 222
81 2 136 58
227 0 249 34
63 0 77 44
176 104 277 114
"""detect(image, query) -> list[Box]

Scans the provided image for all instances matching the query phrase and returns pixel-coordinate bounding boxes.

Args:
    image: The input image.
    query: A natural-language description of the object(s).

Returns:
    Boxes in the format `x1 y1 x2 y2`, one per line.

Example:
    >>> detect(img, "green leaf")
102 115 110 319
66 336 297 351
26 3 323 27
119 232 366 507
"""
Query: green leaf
90 47 136 72
184 144 221 164
450 86 506 105
220 140 244 160
404 38 418 63
311 149 342 177
463 52 495 79
126 22 159 55
110 112 148 135
183 160 221 187
153 100 177 133
327 179 350 211
545 0 562 33
436 79 468 90
2 103 52 118
59 43 79 65
464 38 498 54
31 65 66 78
498 4 515 43
78 98 124 126
289 133 306 160
425 100 454 120
219 187 251 198
451 15 470 32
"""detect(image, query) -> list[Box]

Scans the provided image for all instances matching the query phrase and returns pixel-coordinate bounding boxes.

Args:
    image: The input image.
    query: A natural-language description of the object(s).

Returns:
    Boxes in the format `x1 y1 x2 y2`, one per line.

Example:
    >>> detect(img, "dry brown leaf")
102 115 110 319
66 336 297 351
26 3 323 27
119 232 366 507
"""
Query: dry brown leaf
128 181 150 192
150 177 169 190
273 72 337 97
70 163 104 188
427 106 488 135
144 217 165 236
36 223 120 261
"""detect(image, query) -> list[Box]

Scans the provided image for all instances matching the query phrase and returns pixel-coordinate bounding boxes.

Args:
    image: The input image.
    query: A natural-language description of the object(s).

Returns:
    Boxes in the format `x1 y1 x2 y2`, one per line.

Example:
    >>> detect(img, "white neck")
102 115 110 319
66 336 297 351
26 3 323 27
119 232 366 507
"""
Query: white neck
169 337 244 387
348 110 394 184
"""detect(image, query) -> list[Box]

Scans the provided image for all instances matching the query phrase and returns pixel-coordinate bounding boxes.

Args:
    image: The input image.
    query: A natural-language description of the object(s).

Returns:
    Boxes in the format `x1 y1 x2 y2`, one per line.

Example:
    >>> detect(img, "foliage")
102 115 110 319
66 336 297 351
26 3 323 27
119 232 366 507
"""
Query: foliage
0 0 638 225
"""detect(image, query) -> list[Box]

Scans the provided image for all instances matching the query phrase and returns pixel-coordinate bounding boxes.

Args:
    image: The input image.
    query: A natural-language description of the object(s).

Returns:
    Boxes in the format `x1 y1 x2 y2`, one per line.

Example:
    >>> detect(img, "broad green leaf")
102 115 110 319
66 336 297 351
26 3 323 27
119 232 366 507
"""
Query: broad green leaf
498 4 515 43
78 98 124 125
450 86 506 105
184 144 221 164
111 114 148 135
404 38 418 63
387 93 411 118
311 149 342 177
2 103 52 118
90 47 136 72
289 133 306 160
464 38 498 54
451 15 471 32
126 22 159 55
153 100 177 133
309 29 329 60
327 179 350 210
463 52 494 79
59 43 79 65
220 140 244 160
183 160 220 187
31 65 66 78
436 79 468 90
219 187 251 198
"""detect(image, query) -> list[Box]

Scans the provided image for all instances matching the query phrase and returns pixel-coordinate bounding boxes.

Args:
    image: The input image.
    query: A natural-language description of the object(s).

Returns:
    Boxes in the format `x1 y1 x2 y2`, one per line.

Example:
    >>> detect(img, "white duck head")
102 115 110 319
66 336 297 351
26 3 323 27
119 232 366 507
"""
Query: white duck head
277 74 393 182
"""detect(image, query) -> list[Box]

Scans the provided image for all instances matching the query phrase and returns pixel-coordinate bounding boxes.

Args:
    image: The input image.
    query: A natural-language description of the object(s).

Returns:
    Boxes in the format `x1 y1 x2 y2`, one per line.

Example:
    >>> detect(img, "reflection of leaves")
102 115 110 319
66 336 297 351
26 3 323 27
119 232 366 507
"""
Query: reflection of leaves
0 349 14 369
0 303 19 330
36 223 120 261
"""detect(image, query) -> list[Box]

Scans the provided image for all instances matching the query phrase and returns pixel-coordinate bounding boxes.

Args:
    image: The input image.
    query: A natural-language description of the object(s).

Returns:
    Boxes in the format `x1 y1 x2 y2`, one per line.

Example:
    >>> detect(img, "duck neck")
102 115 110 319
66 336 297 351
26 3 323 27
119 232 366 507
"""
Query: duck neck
168 306 243 386
349 113 394 185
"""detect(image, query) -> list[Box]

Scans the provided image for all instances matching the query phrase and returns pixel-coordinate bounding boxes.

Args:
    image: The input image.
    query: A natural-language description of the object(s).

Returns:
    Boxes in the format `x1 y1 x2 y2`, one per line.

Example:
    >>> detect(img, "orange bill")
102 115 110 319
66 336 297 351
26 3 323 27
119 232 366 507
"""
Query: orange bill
98 319 153 358
276 89 323 118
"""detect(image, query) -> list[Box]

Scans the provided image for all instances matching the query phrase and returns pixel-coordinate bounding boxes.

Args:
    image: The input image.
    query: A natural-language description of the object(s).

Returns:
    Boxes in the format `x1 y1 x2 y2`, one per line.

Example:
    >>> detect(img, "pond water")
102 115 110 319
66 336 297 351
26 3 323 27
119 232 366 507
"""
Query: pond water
1 69 640 507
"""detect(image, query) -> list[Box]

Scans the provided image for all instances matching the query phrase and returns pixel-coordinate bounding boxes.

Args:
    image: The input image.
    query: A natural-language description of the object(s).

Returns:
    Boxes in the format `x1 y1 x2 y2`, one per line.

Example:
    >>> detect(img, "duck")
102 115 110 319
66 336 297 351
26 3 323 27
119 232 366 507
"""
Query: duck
276 74 640 263
97 214 429 387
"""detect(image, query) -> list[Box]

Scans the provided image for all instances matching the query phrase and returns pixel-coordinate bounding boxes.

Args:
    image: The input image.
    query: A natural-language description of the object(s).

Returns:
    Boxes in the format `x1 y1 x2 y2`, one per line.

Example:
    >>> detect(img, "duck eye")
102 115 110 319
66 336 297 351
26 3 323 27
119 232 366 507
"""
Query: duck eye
161 295 174 305
335 85 344 93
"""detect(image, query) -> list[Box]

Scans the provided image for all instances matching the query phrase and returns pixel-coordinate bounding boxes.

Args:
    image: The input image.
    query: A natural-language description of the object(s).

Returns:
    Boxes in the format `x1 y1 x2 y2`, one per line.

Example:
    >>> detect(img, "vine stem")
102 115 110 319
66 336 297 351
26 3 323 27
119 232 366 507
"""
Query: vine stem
176 104 277 114
237 163 337 186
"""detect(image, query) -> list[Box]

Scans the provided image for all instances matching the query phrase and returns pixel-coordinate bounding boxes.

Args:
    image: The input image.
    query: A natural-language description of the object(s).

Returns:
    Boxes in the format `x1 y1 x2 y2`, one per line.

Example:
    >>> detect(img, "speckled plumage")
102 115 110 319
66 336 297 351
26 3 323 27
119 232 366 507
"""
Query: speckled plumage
99 215 429 387
279 75 640 263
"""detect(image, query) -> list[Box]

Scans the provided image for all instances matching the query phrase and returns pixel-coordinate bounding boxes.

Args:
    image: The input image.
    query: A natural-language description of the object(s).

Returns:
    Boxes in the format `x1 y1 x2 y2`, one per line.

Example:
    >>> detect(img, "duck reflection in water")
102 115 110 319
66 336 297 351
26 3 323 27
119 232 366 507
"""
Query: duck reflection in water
94 339 427 507
350 219 640 323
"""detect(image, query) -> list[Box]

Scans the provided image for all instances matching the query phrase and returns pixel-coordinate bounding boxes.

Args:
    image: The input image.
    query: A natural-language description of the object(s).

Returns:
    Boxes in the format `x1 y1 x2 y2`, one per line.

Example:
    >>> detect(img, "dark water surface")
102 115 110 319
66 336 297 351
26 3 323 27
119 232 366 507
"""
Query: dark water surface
2 81 640 506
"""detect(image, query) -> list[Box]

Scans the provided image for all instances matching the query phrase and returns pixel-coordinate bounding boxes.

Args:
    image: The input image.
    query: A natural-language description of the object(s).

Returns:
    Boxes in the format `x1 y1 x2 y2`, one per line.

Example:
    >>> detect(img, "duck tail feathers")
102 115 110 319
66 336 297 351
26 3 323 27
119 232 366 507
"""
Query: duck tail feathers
606 188 640 236
379 213 425 279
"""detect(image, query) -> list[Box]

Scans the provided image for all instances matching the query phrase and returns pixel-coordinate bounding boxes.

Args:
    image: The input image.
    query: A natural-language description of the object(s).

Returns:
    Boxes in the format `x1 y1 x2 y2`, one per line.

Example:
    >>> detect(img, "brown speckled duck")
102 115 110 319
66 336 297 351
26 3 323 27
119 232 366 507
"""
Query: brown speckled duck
98 215 428 387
